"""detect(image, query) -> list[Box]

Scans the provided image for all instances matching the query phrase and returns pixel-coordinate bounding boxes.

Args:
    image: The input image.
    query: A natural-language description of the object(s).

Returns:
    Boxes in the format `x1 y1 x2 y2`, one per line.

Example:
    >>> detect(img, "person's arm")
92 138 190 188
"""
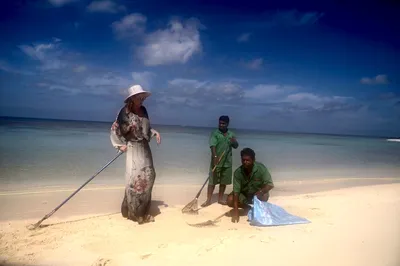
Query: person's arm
232 171 241 223
142 106 161 144
256 166 274 196
110 108 128 151
257 184 274 196
233 193 239 217
230 132 239 149
209 132 219 166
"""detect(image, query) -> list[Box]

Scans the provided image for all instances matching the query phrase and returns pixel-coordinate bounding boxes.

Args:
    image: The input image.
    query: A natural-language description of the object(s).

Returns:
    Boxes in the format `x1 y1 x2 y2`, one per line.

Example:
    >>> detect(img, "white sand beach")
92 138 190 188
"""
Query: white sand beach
1 180 400 266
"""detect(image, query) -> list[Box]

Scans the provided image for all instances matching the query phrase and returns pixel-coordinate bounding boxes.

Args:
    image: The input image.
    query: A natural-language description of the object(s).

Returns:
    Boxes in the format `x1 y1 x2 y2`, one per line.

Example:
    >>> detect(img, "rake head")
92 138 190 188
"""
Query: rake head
186 219 220 227
26 216 47 230
181 198 199 215
26 222 40 231
186 211 228 228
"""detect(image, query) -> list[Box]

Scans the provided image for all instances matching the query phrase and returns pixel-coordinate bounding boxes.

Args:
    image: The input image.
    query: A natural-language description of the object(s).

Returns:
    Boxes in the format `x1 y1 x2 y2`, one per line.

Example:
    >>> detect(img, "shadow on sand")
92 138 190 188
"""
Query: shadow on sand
149 200 168 217
36 200 168 229
201 193 250 217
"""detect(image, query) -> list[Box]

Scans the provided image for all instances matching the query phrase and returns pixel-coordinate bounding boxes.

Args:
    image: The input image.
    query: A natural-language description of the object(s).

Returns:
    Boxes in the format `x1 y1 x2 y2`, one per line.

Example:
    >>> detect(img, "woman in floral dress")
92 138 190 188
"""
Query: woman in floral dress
110 85 161 224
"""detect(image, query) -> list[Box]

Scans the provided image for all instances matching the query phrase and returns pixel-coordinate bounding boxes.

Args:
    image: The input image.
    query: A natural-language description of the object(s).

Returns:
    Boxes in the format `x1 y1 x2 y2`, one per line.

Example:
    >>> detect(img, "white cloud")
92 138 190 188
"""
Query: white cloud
0 60 34 75
162 79 243 106
111 13 147 38
168 78 207 93
136 17 204 66
84 73 130 88
240 10 324 30
286 92 322 102
360 74 389 85
237 33 251 43
18 39 65 70
244 84 296 99
204 82 243 101
132 71 155 89
87 0 126 13
19 43 53 60
156 95 203 108
165 78 355 113
35 72 133 96
284 92 351 110
35 81 83 95
48 0 78 7
245 58 263 70
47 84 81 95
160 78 357 118
266 10 324 27
18 38 88 73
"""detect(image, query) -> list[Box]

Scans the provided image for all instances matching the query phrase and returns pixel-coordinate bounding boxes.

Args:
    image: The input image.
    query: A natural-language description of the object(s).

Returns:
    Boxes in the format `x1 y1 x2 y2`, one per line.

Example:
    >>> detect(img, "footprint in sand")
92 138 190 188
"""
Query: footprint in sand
140 253 153 260
91 258 112 266
309 207 324 217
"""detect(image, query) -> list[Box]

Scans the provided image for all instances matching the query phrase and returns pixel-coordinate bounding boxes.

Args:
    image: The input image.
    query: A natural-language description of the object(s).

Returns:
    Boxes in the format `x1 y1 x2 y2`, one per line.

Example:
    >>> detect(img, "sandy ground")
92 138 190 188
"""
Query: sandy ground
1 181 400 266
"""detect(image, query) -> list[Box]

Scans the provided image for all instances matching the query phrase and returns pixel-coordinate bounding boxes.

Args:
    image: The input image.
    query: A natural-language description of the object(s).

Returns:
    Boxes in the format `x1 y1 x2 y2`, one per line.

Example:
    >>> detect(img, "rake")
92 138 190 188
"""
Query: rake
186 211 229 227
181 150 227 215
26 150 123 230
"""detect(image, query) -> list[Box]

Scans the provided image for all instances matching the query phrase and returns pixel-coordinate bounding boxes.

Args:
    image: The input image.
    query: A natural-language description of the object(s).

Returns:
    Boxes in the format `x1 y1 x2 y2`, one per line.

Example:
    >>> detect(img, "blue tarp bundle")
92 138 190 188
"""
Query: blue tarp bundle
247 196 311 227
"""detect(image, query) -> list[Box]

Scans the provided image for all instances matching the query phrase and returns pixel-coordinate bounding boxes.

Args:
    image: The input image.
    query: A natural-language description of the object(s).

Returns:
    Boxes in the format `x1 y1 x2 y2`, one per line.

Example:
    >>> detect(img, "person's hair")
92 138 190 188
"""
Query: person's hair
219 115 230 124
240 148 256 160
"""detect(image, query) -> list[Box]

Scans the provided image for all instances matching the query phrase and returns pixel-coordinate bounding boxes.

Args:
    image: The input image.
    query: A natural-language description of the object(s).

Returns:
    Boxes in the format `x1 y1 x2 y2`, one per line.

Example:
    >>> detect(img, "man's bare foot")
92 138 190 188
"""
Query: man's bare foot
201 201 211 207
218 200 227 206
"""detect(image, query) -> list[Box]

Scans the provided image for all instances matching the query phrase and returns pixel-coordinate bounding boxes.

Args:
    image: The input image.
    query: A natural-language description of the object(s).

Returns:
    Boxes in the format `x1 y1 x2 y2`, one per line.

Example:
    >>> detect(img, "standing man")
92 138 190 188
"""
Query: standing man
201 115 239 207
227 148 274 223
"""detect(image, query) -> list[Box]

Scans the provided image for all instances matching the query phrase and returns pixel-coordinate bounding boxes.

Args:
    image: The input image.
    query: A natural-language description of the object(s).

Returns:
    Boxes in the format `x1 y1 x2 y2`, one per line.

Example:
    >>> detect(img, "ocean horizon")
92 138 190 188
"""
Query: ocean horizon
0 116 399 191
1 115 398 139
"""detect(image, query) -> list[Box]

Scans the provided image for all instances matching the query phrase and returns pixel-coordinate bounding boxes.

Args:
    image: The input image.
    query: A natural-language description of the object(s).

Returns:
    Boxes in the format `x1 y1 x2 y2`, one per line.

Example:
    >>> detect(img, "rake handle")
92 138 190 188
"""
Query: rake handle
195 149 227 199
28 150 123 229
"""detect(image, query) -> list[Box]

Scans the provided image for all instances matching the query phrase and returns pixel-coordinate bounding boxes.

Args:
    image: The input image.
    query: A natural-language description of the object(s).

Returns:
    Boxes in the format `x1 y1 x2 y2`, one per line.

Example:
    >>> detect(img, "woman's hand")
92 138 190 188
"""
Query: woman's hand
153 130 161 145
119 145 127 153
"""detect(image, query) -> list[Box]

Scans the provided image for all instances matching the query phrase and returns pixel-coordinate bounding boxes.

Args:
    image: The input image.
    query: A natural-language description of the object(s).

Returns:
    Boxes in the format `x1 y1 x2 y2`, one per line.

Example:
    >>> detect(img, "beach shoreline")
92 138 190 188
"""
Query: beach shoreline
1 181 400 266
1 177 399 221
0 177 399 221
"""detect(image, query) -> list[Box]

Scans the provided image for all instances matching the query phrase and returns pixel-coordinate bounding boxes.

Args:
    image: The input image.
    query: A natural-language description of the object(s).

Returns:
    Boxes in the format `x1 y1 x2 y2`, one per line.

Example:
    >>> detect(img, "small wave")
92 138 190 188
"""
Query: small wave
387 139 400 142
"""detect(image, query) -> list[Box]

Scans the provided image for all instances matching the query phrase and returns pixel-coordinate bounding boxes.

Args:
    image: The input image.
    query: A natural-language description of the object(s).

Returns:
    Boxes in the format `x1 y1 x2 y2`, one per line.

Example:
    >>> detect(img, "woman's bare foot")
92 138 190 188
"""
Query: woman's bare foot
136 215 154 224
145 214 155 223
127 212 137 222
137 216 144 224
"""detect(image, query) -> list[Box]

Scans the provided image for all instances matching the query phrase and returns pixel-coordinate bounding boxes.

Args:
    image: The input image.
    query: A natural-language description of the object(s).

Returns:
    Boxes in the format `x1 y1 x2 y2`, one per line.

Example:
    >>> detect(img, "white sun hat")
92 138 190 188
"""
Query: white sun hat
124 84 151 103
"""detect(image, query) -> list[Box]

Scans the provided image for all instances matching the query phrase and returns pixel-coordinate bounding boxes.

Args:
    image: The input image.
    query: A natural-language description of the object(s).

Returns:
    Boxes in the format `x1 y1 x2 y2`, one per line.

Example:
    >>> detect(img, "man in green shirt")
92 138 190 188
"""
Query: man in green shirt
201 115 239 207
227 147 274 223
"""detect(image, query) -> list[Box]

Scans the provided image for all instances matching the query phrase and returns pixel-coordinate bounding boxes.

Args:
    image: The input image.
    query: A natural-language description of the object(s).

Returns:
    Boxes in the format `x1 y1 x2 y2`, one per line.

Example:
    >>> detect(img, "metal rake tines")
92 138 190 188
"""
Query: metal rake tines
181 199 199 214
186 219 221 228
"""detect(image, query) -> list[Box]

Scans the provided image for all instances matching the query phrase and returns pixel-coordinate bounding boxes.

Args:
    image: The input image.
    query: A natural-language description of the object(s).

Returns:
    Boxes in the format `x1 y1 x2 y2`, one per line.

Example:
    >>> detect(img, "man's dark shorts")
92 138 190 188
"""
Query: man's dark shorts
209 167 232 185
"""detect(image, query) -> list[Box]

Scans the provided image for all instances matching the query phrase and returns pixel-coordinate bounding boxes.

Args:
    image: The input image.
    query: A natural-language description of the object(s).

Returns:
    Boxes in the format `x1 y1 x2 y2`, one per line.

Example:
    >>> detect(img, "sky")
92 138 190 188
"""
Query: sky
0 0 399 137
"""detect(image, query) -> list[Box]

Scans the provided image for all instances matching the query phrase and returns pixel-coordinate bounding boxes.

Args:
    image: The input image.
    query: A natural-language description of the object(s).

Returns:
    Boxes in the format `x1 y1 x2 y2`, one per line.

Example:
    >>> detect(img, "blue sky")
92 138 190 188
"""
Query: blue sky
0 0 399 136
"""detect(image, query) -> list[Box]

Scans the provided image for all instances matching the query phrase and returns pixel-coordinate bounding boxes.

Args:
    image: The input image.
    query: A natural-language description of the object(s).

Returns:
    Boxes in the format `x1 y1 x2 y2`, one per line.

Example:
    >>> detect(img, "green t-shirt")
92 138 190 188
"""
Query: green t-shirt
209 129 236 168
233 162 274 195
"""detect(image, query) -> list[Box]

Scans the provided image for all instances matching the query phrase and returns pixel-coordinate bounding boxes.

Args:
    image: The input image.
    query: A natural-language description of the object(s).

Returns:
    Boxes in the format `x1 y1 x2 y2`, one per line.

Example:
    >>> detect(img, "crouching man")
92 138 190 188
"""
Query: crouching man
227 148 274 223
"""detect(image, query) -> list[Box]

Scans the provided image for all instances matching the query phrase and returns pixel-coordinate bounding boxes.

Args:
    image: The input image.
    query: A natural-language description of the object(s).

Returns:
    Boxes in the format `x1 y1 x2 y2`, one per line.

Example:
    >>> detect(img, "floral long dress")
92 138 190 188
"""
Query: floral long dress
110 105 157 224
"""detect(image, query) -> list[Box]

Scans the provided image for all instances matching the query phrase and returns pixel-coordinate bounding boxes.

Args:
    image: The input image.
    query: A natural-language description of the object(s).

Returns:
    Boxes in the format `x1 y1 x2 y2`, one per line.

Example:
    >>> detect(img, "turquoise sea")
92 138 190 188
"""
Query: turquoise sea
0 117 399 190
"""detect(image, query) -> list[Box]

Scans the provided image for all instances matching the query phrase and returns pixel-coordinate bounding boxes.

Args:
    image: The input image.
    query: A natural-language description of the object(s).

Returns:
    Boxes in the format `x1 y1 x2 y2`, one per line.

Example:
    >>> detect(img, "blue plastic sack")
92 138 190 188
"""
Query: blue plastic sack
247 196 311 227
